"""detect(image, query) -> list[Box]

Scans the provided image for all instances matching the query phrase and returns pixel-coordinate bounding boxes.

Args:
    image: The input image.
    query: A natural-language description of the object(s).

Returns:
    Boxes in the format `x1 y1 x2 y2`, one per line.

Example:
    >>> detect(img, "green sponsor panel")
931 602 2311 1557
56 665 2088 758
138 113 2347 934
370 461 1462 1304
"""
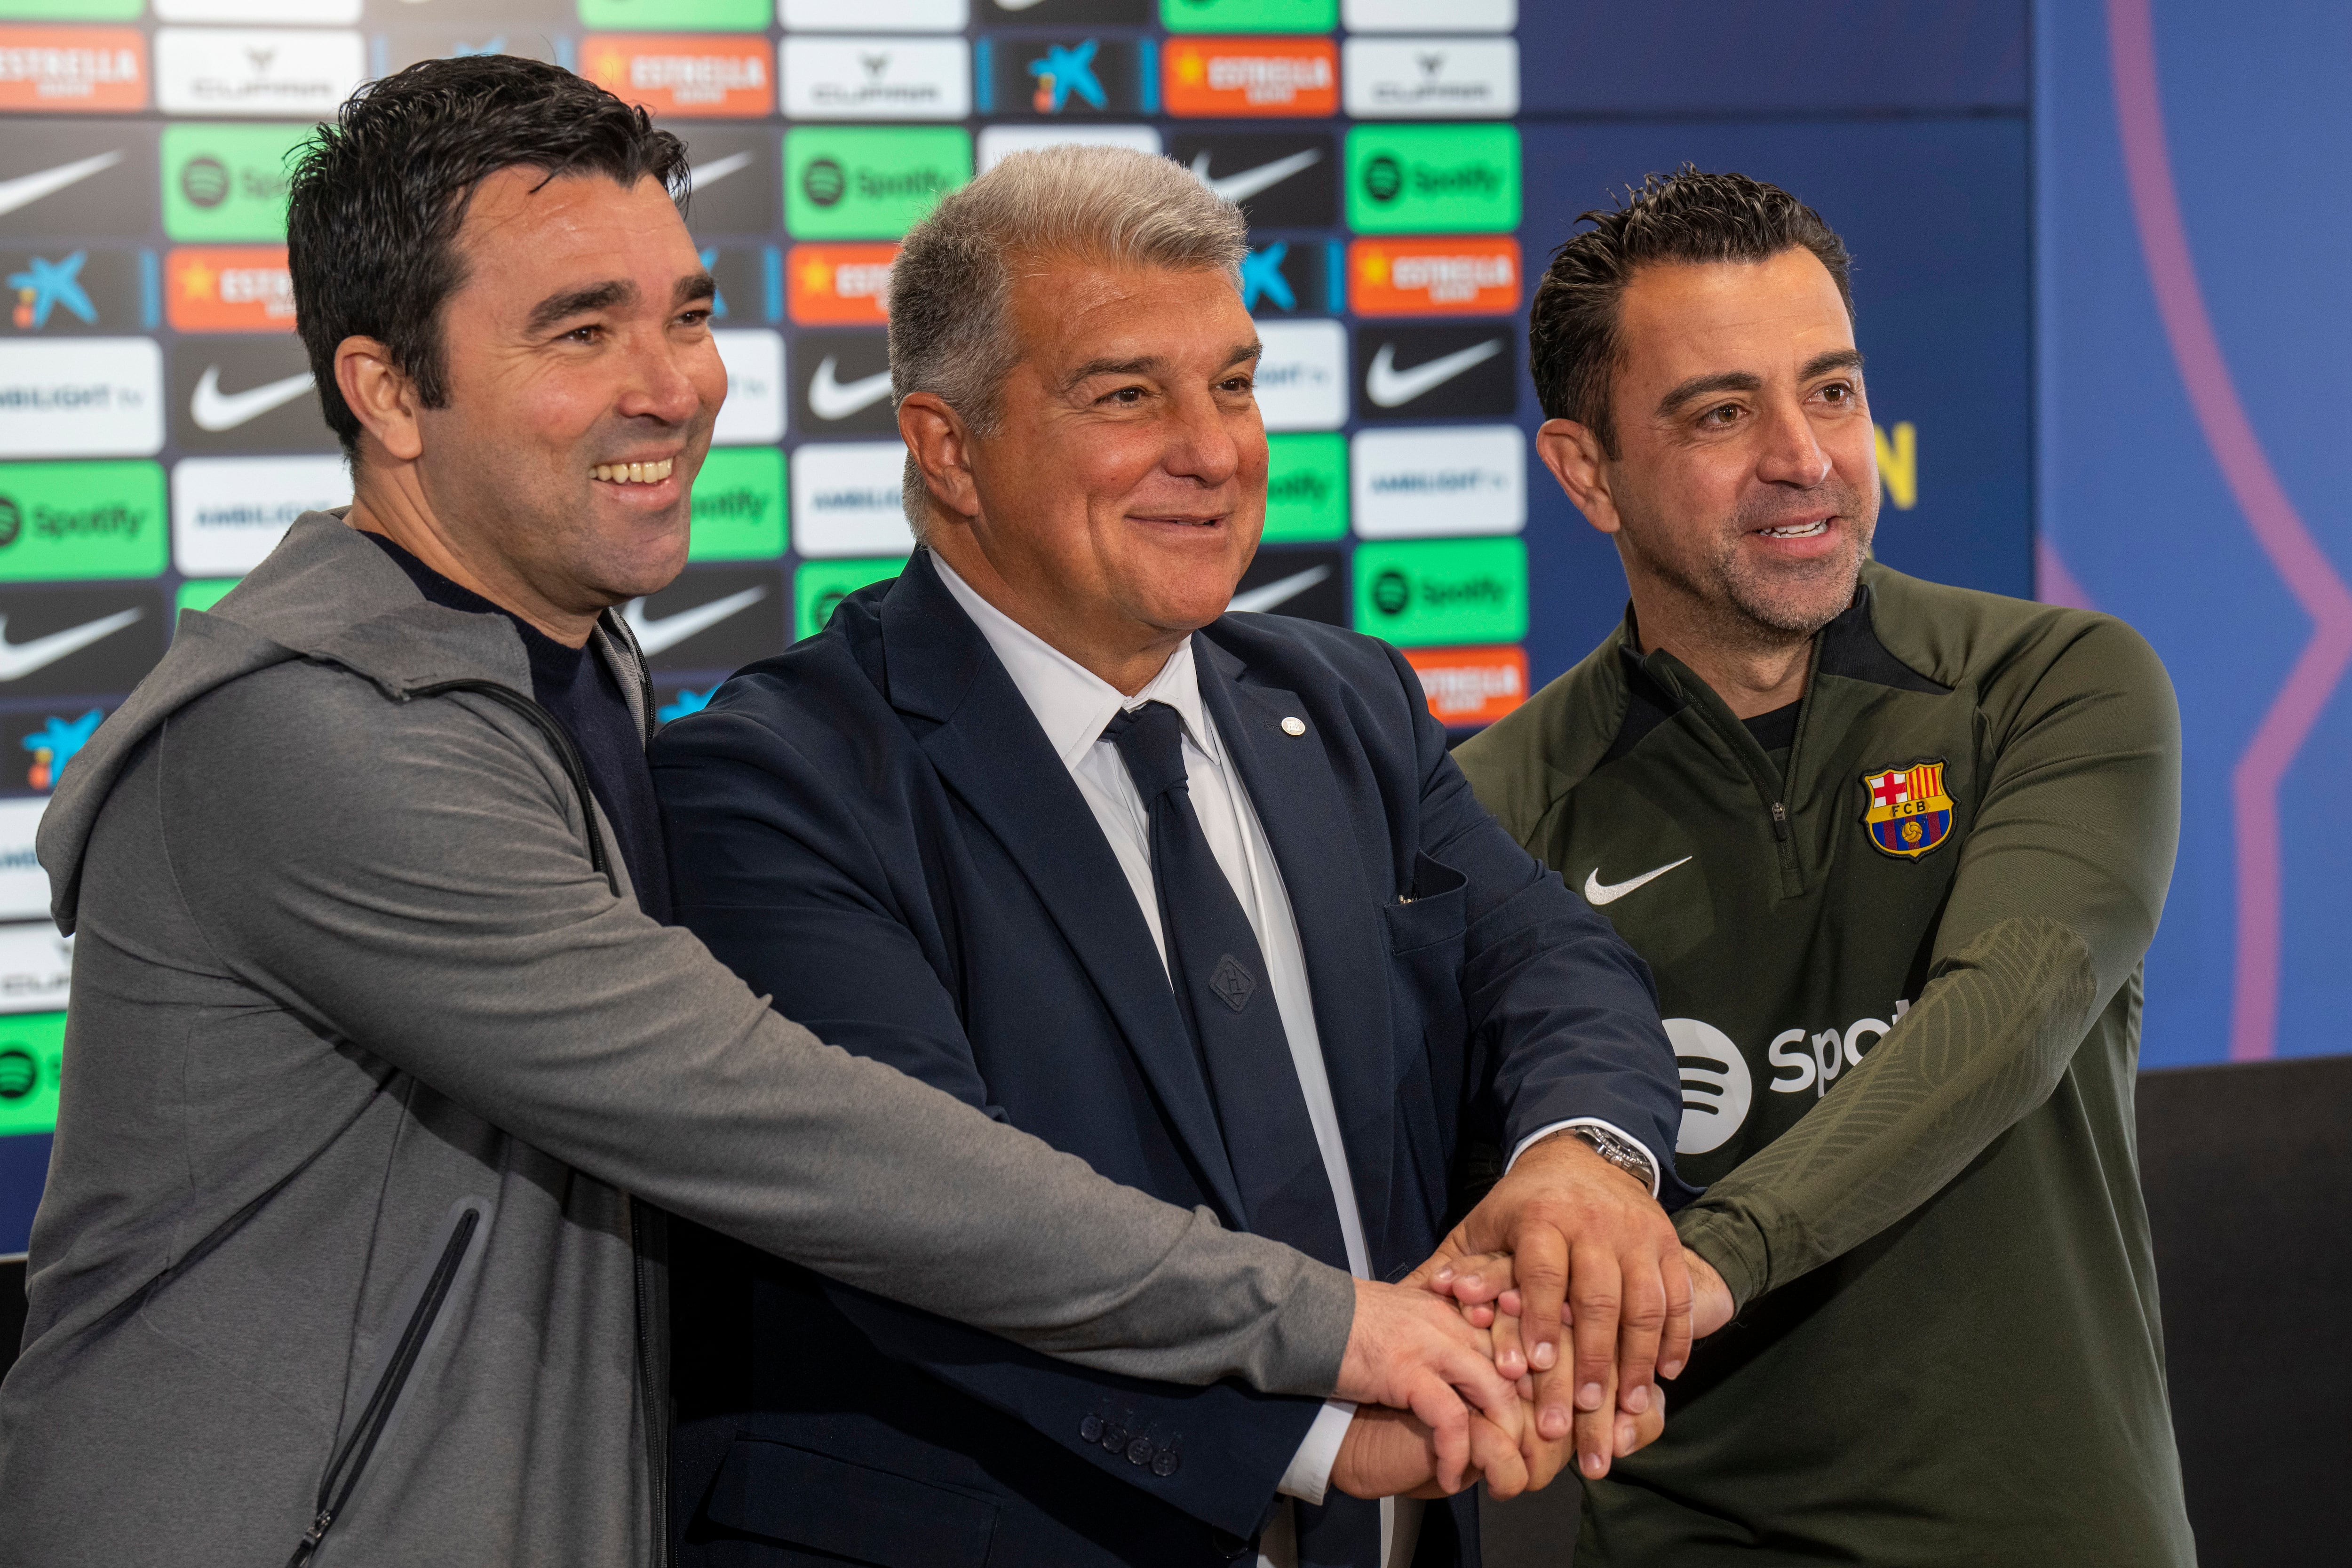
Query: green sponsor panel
795 556 906 641
689 447 787 562
786 127 970 241
0 1012 66 1139
0 0 141 16
177 579 239 617
1160 0 1337 31
0 461 166 581
1353 537 1526 645
1345 124 1521 235
578 0 768 26
162 123 310 242
1261 432 1346 542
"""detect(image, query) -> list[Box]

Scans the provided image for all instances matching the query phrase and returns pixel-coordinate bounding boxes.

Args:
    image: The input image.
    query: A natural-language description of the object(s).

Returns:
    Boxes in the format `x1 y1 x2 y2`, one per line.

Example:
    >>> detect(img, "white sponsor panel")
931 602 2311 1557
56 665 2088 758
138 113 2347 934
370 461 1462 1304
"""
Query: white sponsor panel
1342 0 1517 32
156 27 366 118
0 338 162 459
782 39 969 120
712 329 786 446
0 801 47 923
154 0 364 22
0 923 71 1016
792 441 911 558
977 124 1160 172
1350 425 1525 537
781 0 967 30
1251 319 1348 433
172 455 350 577
1342 39 1519 119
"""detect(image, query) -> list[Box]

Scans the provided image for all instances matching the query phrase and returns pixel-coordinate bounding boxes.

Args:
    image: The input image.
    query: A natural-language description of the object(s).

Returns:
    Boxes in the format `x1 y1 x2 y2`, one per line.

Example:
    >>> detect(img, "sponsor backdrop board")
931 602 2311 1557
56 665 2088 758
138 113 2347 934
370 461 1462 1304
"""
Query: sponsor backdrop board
0 0 2035 1249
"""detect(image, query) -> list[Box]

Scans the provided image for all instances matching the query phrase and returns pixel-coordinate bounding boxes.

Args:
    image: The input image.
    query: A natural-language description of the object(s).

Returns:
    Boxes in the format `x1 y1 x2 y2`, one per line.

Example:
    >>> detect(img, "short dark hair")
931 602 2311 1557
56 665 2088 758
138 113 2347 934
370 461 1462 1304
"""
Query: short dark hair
287 55 690 458
1527 166 1853 455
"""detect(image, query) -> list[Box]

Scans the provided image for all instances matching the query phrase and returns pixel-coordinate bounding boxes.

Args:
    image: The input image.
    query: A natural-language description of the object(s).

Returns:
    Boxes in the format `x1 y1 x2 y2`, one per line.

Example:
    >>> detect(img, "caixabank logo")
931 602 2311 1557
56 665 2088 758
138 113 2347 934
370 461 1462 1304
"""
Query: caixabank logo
786 127 971 240
2 247 147 336
1354 537 1526 646
1 706 106 796
1239 239 1336 317
1346 124 1520 234
0 459 166 581
977 36 1149 118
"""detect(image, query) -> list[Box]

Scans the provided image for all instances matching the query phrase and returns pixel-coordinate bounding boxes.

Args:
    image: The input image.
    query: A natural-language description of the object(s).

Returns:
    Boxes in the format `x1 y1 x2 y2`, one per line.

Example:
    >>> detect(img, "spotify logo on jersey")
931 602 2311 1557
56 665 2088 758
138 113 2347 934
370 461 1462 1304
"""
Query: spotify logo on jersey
1667 1018 1753 1156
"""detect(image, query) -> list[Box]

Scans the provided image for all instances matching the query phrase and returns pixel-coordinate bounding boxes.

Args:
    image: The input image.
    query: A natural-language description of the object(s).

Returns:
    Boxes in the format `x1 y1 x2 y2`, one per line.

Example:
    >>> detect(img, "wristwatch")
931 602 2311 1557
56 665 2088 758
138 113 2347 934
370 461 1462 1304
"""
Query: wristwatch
1567 1122 1659 1194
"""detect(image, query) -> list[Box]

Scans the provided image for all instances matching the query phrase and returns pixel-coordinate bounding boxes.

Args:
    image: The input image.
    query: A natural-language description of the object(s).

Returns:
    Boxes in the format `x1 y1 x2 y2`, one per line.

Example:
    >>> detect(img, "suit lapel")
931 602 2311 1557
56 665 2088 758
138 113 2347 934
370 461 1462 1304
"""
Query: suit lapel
1195 637 1397 1253
881 556 1248 1224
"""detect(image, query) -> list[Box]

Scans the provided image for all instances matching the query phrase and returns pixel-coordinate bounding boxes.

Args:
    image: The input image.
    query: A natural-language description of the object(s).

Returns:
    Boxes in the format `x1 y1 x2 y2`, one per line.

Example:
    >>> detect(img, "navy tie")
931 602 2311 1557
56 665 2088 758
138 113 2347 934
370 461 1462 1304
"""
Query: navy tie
1103 701 1381 1568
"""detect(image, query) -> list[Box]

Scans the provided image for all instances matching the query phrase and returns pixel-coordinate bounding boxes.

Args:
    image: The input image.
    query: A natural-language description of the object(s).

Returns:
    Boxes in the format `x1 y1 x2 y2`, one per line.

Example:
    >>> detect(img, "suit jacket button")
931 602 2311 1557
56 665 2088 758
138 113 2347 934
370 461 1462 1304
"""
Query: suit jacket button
1080 1416 1103 1442
1126 1436 1153 1465
1152 1447 1181 1477
1102 1424 1128 1452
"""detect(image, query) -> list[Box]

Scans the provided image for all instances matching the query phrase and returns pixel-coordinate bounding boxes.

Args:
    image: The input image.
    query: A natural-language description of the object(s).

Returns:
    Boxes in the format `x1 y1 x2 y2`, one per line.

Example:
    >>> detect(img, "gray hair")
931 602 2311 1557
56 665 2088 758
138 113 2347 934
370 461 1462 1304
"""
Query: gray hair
889 143 1249 541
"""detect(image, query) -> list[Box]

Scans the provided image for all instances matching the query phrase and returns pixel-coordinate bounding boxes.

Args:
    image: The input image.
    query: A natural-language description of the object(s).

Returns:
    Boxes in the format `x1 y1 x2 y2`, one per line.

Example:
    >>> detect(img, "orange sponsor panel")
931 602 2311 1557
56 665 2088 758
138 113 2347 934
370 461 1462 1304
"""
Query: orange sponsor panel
582 34 772 119
787 243 899 326
1349 238 1522 317
1163 37 1337 119
1406 645 1528 728
168 247 296 333
0 25 146 113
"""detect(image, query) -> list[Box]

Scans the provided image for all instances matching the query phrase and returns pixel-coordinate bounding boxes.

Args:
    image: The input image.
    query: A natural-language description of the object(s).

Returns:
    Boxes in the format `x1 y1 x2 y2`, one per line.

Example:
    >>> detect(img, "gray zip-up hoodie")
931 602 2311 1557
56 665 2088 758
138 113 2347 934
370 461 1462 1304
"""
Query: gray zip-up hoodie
0 514 1353 1568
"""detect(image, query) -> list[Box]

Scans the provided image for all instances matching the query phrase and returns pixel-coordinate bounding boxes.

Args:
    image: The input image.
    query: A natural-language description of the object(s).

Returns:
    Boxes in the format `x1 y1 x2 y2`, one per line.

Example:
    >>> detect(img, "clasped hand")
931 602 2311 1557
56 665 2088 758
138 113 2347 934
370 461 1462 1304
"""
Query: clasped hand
1327 1132 1734 1501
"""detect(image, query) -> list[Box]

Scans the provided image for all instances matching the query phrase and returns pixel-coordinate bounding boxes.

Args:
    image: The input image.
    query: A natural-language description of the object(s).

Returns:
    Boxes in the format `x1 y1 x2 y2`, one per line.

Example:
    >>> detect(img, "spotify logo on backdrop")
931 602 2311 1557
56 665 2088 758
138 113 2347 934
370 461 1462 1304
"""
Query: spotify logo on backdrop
1372 570 1409 616
801 158 846 207
180 157 229 209
1363 154 1402 203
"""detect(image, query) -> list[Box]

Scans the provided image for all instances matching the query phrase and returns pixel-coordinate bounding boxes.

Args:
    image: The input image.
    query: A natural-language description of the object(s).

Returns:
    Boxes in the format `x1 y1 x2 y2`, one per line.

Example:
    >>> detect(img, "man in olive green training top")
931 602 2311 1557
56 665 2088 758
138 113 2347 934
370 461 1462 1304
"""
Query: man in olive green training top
1454 168 2195 1565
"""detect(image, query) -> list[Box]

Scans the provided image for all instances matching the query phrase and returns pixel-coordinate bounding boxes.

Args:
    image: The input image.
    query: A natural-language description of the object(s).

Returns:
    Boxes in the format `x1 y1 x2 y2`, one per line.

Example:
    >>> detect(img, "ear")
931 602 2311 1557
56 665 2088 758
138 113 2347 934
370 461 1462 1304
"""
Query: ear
335 336 424 464
1534 418 1621 537
897 391 981 533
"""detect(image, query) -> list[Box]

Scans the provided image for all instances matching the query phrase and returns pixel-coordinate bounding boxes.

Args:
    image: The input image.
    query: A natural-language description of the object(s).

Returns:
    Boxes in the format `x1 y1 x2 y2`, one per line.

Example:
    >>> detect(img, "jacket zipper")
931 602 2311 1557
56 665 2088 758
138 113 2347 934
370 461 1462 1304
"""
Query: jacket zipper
597 608 673 1568
285 1208 481 1568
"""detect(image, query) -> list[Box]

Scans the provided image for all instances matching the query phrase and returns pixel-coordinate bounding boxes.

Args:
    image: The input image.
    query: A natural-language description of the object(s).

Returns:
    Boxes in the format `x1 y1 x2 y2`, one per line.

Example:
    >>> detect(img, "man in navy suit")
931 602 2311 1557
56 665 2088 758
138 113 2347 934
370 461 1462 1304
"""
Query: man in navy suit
652 146 1706 1568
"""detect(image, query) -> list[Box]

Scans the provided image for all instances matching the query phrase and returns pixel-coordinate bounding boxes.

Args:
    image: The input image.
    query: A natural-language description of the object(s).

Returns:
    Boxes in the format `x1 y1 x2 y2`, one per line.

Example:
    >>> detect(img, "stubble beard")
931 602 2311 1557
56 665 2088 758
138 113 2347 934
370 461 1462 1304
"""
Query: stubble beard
1621 478 1877 658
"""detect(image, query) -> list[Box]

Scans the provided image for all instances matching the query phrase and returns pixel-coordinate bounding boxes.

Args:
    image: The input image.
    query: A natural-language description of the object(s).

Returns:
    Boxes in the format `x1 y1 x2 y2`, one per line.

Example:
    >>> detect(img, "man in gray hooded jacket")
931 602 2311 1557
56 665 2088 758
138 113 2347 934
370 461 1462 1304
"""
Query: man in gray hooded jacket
0 58 1520 1568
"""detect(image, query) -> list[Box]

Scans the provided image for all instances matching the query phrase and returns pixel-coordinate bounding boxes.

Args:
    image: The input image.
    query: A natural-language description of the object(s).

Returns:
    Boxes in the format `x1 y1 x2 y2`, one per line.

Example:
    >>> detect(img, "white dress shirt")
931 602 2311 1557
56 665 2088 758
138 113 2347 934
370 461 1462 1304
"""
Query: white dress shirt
933 557 1656 1566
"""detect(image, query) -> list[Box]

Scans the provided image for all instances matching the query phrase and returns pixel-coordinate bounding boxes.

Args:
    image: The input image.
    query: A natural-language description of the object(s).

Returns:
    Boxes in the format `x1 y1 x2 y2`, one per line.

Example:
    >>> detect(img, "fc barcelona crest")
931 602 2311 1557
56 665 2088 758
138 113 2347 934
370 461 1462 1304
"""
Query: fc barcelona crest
1861 759 1955 860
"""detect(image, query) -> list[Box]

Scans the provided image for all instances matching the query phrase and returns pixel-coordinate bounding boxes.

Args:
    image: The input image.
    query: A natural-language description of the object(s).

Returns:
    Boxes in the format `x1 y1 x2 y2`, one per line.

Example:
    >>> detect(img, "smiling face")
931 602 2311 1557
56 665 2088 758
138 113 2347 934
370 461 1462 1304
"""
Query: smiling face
406 166 725 621
917 258 1267 689
1544 247 1878 650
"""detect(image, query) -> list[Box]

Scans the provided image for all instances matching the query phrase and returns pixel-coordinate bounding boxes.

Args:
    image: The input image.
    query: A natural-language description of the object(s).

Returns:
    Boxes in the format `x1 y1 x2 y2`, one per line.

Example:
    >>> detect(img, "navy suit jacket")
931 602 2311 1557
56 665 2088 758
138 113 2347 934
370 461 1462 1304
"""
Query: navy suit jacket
651 551 1689 1568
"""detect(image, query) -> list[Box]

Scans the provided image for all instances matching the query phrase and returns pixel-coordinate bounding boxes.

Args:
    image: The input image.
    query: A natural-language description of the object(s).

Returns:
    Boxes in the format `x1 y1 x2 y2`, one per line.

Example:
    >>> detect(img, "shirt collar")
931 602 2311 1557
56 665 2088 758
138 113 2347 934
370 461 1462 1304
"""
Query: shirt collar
930 551 1216 770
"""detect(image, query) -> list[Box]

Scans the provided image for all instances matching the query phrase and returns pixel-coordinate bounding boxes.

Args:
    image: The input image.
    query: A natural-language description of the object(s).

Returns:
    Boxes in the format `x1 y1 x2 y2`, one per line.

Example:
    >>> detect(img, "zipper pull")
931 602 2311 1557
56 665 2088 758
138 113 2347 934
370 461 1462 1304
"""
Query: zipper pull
286 1510 334 1568
1770 802 1790 842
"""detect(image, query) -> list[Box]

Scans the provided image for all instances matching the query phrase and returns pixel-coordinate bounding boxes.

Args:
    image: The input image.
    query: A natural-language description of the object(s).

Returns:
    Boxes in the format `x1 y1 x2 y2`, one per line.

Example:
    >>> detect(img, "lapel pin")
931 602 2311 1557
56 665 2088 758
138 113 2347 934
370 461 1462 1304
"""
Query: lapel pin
1280 716 1306 736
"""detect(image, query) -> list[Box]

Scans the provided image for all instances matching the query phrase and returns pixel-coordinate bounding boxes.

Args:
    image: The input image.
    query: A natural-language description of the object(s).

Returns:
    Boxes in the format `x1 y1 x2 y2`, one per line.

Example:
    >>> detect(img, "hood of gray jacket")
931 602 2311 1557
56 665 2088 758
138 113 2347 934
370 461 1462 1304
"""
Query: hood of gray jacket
40 510 644 933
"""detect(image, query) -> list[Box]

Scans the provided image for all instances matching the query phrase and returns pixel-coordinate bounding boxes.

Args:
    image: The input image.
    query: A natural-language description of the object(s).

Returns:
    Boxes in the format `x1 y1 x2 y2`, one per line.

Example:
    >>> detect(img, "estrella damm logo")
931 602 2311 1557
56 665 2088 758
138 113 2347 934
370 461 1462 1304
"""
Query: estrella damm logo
1861 758 1954 860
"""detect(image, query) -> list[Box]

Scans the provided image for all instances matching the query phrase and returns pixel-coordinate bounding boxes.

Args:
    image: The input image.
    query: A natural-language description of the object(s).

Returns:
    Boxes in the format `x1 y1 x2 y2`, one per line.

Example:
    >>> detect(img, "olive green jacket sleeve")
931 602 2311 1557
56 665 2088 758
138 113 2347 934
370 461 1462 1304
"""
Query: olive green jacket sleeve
1677 614 2181 1308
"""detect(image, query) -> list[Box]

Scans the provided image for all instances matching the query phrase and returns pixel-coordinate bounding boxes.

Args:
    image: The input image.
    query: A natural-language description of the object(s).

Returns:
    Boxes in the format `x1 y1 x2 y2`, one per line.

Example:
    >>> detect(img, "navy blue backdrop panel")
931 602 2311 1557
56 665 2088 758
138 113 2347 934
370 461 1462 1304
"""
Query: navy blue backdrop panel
1519 0 2027 117
2039 0 2352 1069
1518 118 2032 688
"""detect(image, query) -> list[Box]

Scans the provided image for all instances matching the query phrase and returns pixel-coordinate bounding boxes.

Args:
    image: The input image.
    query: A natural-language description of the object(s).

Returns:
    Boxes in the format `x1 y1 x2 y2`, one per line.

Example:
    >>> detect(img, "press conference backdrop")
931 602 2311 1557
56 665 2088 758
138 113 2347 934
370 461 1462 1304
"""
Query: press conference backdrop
0 0 2042 1253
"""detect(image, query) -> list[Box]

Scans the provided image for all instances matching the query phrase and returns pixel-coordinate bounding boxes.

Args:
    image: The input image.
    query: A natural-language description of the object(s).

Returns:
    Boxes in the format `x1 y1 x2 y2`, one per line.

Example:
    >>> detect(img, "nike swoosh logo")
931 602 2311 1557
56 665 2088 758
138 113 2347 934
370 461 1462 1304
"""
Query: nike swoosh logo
1583 856 1692 907
0 608 143 683
687 150 755 192
0 150 123 217
995 0 1048 8
1364 339 1503 408
622 585 768 656
191 366 315 432
1228 565 1331 614
1190 147 1322 205
806 355 894 422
